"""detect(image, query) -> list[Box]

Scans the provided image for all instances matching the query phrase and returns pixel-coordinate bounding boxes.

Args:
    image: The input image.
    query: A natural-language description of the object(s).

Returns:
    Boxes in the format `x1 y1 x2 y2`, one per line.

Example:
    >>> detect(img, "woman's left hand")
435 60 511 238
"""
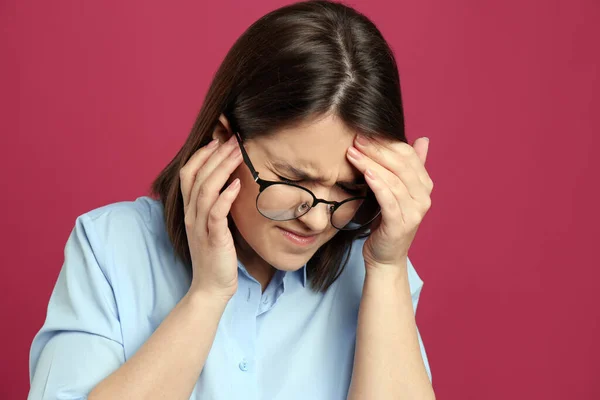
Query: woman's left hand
346 134 433 272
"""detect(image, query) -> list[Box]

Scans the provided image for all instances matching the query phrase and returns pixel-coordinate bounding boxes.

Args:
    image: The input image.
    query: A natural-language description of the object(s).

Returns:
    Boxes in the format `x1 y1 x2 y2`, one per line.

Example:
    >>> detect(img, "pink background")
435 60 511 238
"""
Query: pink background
1 0 599 399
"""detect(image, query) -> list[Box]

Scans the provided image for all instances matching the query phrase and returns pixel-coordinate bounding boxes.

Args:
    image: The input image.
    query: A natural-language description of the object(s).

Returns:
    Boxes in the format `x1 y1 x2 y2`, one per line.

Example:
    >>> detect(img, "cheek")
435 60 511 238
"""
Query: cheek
229 170 266 231
230 168 258 211
321 229 339 245
230 186 256 220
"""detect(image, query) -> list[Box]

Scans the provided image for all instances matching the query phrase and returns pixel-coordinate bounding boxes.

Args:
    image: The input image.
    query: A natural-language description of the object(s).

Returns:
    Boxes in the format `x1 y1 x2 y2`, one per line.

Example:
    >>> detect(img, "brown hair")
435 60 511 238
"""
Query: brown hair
151 0 407 292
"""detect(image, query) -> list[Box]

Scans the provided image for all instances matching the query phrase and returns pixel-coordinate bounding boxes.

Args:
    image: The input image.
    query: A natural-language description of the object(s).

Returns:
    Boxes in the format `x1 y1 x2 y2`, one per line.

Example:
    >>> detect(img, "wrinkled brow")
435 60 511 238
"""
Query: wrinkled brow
271 161 366 185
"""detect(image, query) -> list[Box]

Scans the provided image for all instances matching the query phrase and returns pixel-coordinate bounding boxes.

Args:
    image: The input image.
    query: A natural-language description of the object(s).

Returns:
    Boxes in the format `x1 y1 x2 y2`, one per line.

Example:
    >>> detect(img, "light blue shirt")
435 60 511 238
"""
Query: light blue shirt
28 196 431 400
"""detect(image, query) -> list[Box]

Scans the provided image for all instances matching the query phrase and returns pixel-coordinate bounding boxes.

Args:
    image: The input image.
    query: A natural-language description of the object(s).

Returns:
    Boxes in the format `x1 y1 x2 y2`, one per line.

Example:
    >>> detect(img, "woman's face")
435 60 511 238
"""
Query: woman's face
228 114 364 273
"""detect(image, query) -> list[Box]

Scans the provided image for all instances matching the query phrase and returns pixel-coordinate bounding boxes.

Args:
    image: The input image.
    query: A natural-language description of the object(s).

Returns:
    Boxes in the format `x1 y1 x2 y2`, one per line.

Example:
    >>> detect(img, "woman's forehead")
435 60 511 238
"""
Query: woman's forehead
268 157 365 185
257 138 360 183
259 115 358 153
245 114 362 180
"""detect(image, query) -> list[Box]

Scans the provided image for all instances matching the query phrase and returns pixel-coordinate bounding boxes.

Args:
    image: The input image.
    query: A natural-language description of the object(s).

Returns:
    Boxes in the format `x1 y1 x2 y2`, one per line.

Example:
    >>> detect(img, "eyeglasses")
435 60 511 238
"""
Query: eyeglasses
234 132 380 231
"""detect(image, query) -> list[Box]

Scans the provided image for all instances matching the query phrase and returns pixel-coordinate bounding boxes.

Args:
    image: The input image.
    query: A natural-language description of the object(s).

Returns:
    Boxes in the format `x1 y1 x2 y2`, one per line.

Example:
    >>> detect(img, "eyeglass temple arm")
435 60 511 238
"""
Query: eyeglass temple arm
234 132 260 181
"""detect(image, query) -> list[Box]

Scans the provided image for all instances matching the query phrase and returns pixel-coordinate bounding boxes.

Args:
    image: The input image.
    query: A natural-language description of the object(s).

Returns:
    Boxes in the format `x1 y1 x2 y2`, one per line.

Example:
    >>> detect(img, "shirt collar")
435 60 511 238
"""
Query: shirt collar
282 264 307 291
237 261 307 288
302 264 307 287
236 261 253 282
296 264 307 288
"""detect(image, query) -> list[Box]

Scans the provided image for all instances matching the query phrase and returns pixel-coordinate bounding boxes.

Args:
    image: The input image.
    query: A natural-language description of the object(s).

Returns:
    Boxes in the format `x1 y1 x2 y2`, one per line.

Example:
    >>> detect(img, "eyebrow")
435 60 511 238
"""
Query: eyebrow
271 161 366 186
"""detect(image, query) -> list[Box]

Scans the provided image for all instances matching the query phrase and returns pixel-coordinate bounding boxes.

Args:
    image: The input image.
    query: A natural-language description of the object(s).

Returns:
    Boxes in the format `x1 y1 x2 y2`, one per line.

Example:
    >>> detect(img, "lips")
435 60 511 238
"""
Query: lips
281 228 316 238
278 227 318 246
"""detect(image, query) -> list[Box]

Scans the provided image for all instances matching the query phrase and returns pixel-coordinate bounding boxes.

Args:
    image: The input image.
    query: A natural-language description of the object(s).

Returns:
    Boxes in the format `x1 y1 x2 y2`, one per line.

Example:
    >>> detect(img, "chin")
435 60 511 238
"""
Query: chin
234 241 312 273
232 212 335 272
257 245 315 271
266 227 329 270
258 226 338 271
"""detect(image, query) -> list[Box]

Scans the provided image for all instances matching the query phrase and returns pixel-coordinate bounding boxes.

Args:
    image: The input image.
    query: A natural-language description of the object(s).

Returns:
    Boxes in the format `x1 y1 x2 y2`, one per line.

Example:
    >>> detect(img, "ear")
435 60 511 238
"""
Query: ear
212 114 233 143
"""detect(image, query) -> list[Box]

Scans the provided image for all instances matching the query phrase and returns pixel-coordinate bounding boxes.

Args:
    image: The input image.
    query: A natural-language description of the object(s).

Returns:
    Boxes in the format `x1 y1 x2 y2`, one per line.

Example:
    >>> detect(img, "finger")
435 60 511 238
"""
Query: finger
187 135 238 222
347 146 428 204
207 178 241 243
347 147 428 224
362 167 406 231
409 138 433 193
180 138 220 213
348 148 414 226
412 137 429 165
194 142 243 234
354 135 433 193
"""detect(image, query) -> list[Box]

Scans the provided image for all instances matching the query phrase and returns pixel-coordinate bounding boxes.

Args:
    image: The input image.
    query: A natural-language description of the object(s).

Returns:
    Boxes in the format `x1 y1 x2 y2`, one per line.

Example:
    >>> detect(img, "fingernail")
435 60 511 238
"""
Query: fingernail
347 147 363 159
231 146 242 157
423 137 430 142
207 138 219 149
355 135 370 146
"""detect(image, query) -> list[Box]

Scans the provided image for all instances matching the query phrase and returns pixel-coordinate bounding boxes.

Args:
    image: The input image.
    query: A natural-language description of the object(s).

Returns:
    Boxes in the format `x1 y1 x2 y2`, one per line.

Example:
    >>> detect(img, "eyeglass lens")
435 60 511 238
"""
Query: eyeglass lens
256 184 379 230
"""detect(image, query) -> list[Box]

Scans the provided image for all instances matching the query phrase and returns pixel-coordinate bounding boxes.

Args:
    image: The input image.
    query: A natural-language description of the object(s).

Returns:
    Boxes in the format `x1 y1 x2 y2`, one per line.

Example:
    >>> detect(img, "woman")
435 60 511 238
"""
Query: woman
28 1 435 399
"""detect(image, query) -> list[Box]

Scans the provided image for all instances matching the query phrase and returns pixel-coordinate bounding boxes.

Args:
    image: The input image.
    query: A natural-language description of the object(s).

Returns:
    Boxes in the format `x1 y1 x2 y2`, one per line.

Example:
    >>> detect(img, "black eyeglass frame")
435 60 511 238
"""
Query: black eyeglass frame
233 132 381 231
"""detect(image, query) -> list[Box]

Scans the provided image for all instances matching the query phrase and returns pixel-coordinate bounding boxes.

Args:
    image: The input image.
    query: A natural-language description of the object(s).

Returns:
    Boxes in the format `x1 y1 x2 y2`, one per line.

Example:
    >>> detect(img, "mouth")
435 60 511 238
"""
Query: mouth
277 227 318 246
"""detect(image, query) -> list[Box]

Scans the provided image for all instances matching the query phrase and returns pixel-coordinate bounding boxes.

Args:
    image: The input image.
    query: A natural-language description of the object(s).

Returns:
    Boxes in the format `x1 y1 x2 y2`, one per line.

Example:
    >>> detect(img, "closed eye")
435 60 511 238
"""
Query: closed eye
278 175 365 196
338 184 367 196
276 174 302 184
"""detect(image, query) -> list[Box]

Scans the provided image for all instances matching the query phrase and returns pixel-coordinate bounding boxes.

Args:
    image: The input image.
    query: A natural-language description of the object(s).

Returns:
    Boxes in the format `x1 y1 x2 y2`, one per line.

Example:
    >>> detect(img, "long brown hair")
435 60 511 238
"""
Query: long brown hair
151 0 407 292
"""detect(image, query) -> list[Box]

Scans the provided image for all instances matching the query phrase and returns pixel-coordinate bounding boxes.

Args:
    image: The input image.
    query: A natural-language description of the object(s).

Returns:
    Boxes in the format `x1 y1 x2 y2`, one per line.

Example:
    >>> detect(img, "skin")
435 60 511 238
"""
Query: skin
347 129 433 269
344 123 435 399
89 112 435 399
214 112 366 290
216 111 435 398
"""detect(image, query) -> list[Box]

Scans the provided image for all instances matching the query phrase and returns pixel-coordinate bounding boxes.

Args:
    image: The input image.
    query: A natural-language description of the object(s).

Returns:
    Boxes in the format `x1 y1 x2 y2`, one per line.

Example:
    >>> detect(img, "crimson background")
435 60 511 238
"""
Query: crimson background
1 0 599 399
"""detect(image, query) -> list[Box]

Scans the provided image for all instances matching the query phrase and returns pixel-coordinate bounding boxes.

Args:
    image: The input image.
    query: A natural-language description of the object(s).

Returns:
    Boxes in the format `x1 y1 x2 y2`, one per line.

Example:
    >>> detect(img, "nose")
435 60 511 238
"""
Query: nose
297 202 330 232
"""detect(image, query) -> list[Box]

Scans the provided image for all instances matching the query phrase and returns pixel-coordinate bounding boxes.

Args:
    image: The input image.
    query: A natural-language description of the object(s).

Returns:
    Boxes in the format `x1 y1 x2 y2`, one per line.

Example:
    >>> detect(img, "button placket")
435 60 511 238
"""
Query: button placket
232 275 259 386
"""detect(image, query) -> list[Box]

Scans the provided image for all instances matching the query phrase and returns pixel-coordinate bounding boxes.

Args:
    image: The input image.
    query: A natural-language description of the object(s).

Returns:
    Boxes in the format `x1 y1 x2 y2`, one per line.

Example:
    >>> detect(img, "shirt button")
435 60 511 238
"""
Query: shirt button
262 295 269 304
239 359 249 371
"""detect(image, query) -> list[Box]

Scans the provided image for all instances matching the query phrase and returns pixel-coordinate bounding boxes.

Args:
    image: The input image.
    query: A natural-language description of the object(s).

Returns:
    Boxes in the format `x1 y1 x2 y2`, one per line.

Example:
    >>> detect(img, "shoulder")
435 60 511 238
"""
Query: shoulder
83 196 165 239
74 196 174 285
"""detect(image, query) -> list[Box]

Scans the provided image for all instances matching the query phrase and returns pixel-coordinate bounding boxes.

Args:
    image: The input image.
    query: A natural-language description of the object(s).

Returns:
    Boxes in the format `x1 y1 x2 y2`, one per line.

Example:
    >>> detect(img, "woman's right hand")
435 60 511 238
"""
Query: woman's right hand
179 135 244 300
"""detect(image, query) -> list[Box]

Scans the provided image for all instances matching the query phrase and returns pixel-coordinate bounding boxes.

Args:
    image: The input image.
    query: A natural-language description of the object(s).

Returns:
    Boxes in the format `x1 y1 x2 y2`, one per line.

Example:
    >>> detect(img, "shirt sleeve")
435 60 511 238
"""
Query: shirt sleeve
28 214 125 400
407 257 433 383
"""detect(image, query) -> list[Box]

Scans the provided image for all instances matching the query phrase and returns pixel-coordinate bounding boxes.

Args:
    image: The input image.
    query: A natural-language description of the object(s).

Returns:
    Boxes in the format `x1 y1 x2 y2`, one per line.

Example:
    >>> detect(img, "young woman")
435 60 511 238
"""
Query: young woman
28 1 435 399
